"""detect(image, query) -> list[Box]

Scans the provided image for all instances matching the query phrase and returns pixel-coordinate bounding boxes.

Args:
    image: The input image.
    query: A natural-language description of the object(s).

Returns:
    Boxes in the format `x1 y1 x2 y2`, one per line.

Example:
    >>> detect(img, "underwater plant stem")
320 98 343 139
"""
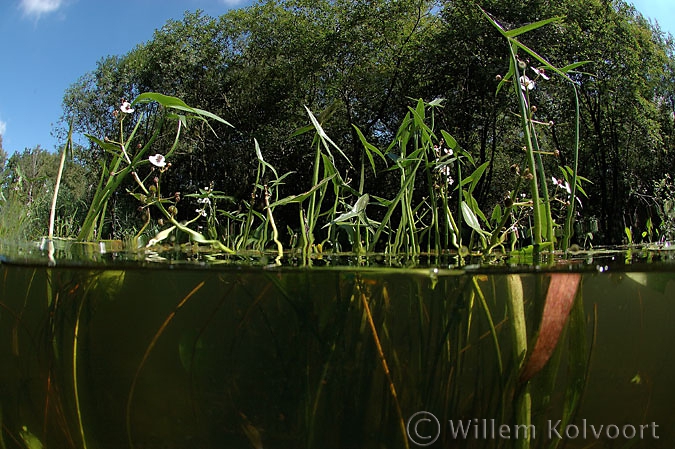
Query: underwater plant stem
358 286 409 449
472 277 503 375
126 281 205 449
73 292 89 449
515 387 532 449
506 275 527 366
506 274 531 449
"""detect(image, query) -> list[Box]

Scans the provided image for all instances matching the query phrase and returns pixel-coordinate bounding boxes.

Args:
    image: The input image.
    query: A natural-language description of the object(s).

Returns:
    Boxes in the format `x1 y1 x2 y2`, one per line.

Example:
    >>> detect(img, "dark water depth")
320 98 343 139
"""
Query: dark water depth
1 259 675 449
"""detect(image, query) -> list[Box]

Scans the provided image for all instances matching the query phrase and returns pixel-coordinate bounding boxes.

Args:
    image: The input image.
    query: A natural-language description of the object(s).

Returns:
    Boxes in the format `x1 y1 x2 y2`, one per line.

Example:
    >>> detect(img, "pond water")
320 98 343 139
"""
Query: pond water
1 242 675 449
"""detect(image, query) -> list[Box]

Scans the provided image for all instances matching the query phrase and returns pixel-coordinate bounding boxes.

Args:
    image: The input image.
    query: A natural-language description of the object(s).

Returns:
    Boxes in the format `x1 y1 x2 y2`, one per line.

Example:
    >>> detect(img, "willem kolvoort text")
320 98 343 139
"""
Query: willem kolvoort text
447 419 659 440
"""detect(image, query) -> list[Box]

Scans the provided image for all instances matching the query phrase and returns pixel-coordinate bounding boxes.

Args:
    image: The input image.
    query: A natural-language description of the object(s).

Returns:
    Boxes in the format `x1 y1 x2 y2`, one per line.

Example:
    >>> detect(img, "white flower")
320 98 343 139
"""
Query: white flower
197 197 211 205
196 208 207 217
519 75 535 91
149 153 166 168
120 101 135 114
552 176 571 194
436 164 454 185
531 66 550 81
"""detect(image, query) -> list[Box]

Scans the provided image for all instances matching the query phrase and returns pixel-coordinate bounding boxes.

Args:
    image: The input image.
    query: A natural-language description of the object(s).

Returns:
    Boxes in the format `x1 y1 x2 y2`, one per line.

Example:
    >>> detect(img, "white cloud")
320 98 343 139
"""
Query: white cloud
20 0 64 18
0 120 6 136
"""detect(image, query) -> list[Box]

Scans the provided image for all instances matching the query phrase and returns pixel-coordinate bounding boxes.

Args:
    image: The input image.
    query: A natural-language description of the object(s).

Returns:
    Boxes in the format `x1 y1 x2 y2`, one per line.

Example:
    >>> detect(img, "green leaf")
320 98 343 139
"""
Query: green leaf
328 194 370 225
254 138 265 162
559 61 592 74
466 192 489 226
428 97 445 107
491 204 503 225
191 107 233 128
440 130 459 151
85 134 124 157
461 200 483 233
353 125 386 174
504 16 564 38
305 106 352 165
146 226 177 246
133 92 191 109
480 7 508 38
268 175 335 207
459 161 490 193
132 92 233 128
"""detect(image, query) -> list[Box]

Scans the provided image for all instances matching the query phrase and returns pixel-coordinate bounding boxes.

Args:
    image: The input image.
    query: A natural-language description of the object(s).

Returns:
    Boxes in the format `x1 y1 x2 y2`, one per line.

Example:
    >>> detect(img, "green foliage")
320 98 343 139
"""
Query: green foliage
48 0 675 248
75 93 235 252
0 146 89 240
652 174 675 240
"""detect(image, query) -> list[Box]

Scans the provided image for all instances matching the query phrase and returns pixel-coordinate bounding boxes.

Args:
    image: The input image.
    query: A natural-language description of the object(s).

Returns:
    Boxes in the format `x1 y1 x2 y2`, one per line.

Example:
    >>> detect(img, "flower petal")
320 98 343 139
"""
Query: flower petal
149 153 166 168
120 101 135 114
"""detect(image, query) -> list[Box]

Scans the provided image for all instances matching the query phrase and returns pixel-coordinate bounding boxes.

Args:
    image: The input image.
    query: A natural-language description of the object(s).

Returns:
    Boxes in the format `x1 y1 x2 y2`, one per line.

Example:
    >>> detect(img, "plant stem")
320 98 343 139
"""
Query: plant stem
264 185 283 264
562 86 581 250
49 122 73 240
510 44 542 246
506 274 530 449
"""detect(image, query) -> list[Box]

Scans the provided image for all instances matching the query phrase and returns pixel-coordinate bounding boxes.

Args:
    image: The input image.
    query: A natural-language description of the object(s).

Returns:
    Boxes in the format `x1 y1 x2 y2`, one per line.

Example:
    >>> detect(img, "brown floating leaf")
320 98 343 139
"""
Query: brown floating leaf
519 273 581 383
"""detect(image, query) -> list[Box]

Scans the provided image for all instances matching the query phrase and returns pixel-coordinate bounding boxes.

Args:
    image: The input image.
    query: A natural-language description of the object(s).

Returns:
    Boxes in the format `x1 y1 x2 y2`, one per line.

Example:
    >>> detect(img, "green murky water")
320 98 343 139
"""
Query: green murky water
1 245 675 448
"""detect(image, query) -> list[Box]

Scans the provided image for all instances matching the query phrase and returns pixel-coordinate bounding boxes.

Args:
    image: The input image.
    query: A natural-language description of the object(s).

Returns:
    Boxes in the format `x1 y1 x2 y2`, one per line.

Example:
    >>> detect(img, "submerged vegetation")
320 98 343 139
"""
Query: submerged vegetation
3 249 675 448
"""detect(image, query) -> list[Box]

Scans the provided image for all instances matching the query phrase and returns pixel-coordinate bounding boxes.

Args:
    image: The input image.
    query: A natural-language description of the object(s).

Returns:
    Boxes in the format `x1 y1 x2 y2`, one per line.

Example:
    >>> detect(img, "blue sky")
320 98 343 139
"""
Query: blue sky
0 0 254 156
0 0 673 156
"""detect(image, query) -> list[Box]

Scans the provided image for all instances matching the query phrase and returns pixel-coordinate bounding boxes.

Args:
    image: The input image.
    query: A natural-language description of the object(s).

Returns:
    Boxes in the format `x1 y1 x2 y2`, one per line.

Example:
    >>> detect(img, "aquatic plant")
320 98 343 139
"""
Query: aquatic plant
75 93 232 246
481 9 590 254
38 8 592 266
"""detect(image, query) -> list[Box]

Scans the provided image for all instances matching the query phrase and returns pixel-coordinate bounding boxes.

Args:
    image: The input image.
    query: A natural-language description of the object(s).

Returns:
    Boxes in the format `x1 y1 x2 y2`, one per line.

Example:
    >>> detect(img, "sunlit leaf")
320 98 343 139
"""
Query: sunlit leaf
504 16 564 38
461 201 482 233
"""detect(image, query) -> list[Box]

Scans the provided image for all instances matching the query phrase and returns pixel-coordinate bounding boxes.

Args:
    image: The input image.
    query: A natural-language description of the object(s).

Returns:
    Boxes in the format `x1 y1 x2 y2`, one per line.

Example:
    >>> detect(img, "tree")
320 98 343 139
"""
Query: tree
59 2 442 238
57 0 675 244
